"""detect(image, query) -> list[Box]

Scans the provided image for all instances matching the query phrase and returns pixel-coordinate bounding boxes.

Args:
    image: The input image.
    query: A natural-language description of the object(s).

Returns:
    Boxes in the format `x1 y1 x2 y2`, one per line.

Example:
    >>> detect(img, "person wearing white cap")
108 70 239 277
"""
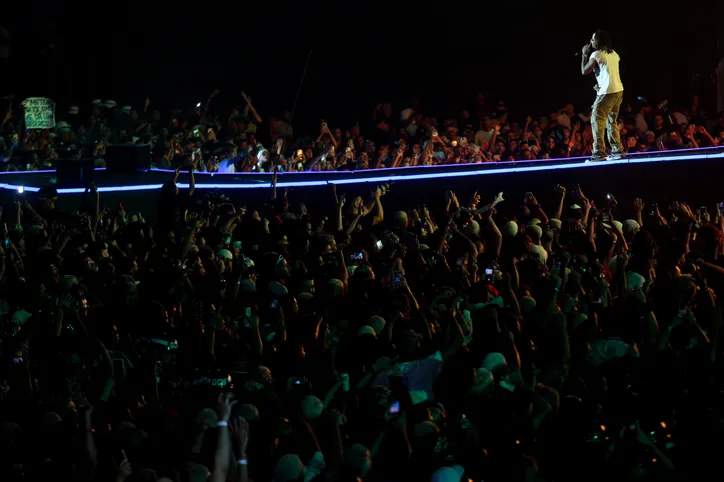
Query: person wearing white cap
104 100 117 109
91 99 102 106
240 278 256 292
464 220 481 238
217 249 233 260
527 224 543 240
215 249 233 273
268 281 289 297
502 221 518 237
518 296 537 317
431 464 465 482
470 366 495 395
358 326 376 337
481 352 507 374
367 315 386 336
273 454 305 482
622 219 640 241
68 105 79 115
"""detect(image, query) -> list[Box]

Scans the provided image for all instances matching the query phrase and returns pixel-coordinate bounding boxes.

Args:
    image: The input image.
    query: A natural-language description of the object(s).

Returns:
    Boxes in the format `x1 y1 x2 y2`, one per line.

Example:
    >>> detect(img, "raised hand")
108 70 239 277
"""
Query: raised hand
115 450 132 482
501 271 512 288
215 392 237 422
575 185 588 201
230 417 250 455
634 198 645 213
58 293 74 312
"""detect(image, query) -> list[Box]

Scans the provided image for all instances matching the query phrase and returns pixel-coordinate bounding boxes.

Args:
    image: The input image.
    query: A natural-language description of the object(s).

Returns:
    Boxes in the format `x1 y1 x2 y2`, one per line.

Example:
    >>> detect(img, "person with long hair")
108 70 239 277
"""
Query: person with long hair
580 30 626 162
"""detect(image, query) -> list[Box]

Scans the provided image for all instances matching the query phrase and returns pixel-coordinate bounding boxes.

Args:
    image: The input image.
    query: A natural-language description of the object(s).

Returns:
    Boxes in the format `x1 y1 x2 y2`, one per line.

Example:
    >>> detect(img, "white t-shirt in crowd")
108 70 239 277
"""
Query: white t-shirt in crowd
634 113 648 133
672 111 688 125
217 159 236 173
557 113 571 129
474 128 495 146
591 50 623 95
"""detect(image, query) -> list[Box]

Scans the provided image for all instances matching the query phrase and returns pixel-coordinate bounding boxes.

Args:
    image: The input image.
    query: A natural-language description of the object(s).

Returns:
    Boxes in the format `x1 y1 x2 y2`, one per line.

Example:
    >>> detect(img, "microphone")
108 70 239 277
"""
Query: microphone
575 43 593 56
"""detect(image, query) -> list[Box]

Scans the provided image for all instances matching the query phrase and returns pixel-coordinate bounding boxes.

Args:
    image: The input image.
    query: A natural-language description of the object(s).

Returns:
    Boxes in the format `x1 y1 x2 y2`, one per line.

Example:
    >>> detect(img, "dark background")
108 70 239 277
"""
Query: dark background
2 1 721 131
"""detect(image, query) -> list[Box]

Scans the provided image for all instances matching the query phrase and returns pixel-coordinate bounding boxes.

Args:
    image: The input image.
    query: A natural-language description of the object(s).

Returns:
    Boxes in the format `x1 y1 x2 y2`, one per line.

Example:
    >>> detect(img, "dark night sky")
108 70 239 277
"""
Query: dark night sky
3 1 720 130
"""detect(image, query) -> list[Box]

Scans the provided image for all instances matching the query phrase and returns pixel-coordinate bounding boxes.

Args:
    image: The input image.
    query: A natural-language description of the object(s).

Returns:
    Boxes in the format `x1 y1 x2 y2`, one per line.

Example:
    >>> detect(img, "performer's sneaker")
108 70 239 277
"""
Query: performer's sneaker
607 151 626 160
588 153 607 163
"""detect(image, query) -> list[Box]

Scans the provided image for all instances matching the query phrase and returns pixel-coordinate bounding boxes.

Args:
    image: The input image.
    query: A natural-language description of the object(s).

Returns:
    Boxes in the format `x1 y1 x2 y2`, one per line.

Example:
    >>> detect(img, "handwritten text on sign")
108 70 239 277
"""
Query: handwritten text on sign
21 97 56 129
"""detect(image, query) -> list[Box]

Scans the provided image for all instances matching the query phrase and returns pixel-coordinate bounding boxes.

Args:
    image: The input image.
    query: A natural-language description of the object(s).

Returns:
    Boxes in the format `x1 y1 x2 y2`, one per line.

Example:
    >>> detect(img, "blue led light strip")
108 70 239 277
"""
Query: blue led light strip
0 168 107 176
0 152 721 193
148 146 723 175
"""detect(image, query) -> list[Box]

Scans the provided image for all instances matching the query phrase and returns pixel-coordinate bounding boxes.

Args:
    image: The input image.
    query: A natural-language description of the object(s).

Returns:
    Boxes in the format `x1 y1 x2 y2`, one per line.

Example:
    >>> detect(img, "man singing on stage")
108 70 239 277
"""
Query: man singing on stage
581 30 625 161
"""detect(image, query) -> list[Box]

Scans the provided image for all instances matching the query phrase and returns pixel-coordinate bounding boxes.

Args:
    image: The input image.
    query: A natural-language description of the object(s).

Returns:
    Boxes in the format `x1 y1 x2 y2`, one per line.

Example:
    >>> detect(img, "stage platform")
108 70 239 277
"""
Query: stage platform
0 147 722 222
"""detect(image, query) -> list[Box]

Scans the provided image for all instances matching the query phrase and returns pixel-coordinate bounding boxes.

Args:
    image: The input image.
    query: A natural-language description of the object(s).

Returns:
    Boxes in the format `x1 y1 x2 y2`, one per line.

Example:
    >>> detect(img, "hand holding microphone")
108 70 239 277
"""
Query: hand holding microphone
576 43 593 57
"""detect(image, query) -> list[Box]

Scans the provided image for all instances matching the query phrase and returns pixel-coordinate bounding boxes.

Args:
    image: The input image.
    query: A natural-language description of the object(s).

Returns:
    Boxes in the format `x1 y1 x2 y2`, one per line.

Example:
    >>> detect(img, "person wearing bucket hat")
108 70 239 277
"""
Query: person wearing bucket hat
55 121 71 131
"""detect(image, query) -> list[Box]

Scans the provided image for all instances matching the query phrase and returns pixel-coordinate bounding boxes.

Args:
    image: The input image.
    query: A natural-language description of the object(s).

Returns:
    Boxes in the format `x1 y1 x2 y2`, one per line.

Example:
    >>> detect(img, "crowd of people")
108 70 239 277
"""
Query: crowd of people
1 151 724 482
1 91 723 173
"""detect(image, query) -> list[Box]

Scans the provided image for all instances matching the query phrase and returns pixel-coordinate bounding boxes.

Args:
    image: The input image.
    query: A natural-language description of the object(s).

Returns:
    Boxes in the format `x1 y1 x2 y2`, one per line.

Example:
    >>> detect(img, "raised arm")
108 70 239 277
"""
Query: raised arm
525 192 549 225
335 191 345 232
231 418 250 482
271 168 278 200
553 185 566 220
188 164 196 196
211 393 237 482
241 92 263 124
581 45 597 75
203 89 220 120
